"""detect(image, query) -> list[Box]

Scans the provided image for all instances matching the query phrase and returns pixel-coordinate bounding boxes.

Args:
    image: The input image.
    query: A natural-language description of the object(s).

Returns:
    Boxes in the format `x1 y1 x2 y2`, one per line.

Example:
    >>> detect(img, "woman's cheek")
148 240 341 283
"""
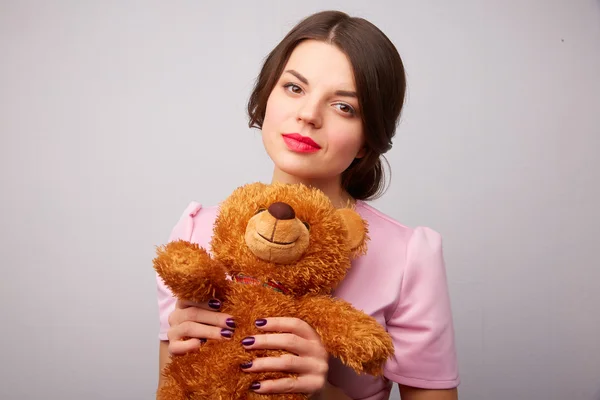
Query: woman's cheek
330 129 364 157
264 92 290 126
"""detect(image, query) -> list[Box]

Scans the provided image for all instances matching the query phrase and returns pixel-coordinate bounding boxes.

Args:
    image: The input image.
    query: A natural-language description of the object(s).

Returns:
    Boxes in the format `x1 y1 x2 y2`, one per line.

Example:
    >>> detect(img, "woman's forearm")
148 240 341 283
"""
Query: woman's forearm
399 384 458 400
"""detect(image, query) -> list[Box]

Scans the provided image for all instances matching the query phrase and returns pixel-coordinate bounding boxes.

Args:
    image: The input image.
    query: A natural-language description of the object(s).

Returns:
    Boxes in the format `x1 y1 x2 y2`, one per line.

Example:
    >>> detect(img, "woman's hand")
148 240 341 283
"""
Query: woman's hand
166 298 235 355
239 317 329 395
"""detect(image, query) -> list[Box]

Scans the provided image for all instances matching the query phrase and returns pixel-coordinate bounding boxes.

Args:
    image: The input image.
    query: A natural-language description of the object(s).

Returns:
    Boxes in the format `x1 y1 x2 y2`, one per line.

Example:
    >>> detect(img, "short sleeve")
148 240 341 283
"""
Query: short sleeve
384 226 460 389
156 202 202 341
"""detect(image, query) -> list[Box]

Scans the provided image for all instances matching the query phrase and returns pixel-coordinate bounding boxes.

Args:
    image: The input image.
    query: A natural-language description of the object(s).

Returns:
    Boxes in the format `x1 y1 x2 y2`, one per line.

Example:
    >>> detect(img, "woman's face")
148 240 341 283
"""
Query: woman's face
261 40 365 182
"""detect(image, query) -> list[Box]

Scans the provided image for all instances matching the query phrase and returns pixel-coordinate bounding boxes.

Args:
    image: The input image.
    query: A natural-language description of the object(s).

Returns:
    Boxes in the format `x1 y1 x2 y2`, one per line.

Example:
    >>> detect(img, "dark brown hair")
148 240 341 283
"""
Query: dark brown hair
247 10 407 200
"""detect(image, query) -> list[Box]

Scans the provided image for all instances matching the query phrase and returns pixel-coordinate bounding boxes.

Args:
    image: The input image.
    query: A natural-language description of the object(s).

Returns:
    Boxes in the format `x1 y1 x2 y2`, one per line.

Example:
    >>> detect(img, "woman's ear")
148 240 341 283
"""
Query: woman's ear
355 146 367 159
337 208 369 258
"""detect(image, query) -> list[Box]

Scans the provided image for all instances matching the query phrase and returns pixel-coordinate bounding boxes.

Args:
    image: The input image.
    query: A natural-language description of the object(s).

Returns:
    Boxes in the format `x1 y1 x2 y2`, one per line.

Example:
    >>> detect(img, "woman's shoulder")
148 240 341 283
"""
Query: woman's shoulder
355 200 411 229
355 200 443 255
167 201 219 245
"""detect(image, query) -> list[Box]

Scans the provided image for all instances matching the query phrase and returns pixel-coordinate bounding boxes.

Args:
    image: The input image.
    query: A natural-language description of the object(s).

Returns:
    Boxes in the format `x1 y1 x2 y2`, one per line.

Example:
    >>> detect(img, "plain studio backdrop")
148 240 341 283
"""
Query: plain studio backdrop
1 1 599 399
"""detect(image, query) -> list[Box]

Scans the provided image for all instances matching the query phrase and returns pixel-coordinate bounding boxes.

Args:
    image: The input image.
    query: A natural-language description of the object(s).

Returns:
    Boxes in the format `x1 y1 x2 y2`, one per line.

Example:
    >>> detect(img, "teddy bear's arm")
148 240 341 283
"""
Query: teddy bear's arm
297 295 395 377
153 240 228 303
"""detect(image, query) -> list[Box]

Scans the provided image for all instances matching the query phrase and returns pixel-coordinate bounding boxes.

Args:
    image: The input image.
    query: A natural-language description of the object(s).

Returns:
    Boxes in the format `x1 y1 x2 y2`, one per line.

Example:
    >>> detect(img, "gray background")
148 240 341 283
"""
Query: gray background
1 1 599 399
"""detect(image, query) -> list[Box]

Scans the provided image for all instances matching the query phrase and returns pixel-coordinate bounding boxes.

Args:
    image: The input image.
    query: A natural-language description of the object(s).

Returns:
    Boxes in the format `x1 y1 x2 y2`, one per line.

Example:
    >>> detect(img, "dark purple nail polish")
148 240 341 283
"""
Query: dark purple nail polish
208 299 221 310
250 382 261 390
221 329 233 338
255 318 267 327
242 336 255 346
240 361 253 369
226 318 236 328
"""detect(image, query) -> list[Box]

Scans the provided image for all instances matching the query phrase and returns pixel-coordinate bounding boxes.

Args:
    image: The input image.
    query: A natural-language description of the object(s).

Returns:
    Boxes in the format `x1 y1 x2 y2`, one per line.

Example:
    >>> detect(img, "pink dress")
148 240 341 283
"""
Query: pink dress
156 200 460 399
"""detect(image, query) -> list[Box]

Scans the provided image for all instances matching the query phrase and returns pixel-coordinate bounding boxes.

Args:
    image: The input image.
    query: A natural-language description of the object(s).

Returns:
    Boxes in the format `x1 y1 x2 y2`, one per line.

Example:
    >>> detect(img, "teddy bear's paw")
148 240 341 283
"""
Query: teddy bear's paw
154 240 222 301
337 326 394 377
156 375 189 400
155 240 210 275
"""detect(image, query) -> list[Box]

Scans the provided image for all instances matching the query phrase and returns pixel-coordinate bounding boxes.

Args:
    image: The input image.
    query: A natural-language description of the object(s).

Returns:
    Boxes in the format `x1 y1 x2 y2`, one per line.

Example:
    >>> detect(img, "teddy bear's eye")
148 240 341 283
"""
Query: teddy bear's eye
302 221 310 231
255 208 267 215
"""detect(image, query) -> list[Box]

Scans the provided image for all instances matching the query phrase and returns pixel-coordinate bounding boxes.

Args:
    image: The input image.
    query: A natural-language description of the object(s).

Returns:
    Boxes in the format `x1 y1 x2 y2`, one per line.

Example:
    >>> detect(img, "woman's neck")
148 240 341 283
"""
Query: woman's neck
270 168 355 209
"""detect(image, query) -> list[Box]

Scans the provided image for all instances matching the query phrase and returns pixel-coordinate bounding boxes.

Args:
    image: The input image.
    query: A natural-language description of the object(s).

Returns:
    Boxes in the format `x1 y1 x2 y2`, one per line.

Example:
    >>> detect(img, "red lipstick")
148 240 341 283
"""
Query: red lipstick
282 133 321 153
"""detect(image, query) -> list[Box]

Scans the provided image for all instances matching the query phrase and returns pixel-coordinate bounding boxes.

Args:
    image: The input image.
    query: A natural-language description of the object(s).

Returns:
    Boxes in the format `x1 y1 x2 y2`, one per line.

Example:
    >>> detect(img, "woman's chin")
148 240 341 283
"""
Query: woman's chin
273 159 324 181
273 160 346 184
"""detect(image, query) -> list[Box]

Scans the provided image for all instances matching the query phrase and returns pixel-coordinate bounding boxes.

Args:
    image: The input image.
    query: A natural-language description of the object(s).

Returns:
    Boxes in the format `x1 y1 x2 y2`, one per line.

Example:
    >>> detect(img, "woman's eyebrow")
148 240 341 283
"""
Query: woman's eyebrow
334 90 357 98
284 69 357 98
285 69 309 85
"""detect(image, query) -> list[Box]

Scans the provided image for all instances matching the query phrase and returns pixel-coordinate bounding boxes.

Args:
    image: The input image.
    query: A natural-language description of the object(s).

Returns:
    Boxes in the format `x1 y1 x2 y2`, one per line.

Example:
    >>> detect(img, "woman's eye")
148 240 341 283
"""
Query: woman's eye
334 103 356 115
284 83 303 94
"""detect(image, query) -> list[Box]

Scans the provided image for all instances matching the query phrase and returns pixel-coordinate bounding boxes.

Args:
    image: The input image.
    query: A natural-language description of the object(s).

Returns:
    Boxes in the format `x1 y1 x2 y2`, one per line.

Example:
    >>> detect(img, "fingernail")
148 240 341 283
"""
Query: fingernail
221 329 233 338
255 318 267 327
250 382 261 390
240 361 253 369
242 336 255 346
226 318 236 328
208 299 221 310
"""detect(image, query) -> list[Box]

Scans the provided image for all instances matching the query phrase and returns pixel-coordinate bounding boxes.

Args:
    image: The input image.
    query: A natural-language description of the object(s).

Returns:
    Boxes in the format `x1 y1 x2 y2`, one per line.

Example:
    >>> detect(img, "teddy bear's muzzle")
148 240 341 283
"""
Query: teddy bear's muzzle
244 202 310 264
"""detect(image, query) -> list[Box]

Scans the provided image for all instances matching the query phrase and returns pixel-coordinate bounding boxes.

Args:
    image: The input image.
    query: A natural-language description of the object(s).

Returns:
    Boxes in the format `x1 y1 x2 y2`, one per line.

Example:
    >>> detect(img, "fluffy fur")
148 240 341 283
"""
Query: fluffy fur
154 182 394 399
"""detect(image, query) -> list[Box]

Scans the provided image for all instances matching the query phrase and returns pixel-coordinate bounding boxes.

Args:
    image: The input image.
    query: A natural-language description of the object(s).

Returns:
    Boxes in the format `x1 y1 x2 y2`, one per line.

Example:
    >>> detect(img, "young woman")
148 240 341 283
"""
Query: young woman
156 10 460 400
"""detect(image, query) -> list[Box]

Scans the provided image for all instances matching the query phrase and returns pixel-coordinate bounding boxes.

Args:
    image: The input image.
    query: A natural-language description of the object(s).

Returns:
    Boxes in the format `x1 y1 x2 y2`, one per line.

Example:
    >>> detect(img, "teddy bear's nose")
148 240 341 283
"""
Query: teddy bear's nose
268 202 295 220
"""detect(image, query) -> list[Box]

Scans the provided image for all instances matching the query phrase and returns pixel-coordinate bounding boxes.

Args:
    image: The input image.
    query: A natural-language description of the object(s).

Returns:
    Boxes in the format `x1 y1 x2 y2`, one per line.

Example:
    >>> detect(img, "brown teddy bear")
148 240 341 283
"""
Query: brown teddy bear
154 182 394 400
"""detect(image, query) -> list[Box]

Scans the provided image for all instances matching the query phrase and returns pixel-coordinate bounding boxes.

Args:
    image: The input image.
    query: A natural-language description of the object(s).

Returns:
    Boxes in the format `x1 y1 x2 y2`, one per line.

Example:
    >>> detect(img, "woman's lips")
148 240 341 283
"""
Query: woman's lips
282 133 321 153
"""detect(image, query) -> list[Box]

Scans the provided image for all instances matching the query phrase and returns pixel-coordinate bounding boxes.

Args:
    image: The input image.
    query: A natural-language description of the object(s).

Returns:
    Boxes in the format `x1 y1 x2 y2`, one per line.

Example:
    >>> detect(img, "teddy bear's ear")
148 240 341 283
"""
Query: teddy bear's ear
337 208 369 258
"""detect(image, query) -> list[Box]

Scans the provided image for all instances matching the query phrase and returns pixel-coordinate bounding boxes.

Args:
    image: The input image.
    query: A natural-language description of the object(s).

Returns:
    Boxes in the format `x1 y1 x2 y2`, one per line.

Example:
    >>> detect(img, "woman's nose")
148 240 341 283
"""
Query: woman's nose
296 98 322 128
